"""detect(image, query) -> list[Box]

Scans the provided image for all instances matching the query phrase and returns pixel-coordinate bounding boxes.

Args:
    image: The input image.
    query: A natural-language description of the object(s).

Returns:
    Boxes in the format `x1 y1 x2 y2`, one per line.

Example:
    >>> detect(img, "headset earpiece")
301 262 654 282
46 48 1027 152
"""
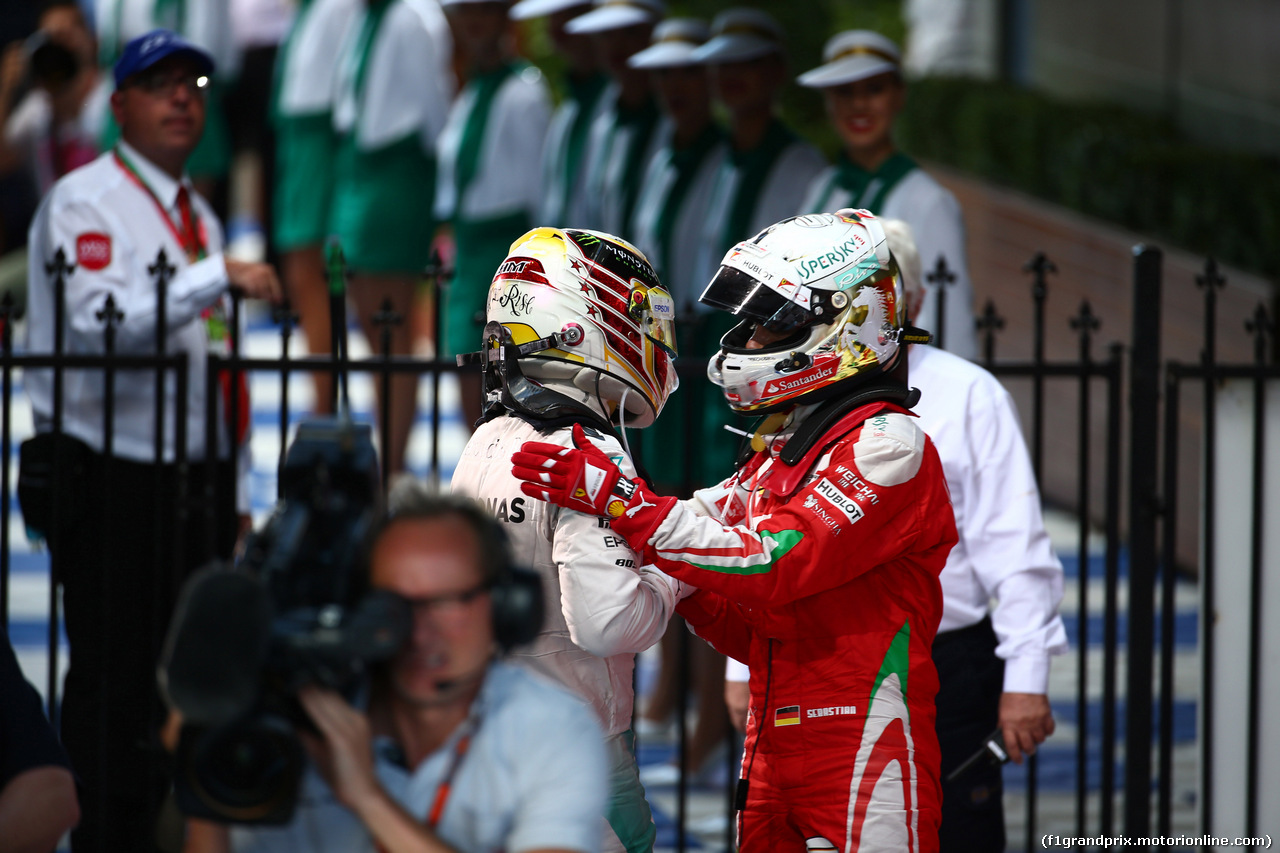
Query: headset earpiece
476 512 544 651
490 565 543 651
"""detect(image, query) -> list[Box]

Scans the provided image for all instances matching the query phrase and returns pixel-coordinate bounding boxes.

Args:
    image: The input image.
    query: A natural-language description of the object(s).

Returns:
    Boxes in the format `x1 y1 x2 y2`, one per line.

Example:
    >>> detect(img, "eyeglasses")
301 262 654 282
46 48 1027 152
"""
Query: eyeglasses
128 70 209 98
404 583 489 619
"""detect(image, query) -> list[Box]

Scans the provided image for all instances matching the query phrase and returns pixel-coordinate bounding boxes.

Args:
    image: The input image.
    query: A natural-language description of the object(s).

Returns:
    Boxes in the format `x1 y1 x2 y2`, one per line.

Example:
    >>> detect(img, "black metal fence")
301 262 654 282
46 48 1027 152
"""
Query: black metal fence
0 242 1273 852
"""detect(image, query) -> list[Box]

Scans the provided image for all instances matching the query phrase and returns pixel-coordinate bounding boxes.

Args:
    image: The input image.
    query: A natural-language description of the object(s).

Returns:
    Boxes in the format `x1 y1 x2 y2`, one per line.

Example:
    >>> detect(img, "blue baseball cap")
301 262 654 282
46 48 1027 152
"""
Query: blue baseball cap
114 29 215 88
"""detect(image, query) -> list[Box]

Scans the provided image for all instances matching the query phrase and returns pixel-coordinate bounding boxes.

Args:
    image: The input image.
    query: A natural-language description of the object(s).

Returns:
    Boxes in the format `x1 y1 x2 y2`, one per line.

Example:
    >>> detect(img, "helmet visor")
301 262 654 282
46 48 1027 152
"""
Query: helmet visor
632 284 678 356
700 266 815 335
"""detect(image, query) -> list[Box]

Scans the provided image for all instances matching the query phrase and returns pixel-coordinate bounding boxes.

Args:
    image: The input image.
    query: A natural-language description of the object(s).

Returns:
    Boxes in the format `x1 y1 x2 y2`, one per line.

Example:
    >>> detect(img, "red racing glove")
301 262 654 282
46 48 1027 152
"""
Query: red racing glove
512 424 676 543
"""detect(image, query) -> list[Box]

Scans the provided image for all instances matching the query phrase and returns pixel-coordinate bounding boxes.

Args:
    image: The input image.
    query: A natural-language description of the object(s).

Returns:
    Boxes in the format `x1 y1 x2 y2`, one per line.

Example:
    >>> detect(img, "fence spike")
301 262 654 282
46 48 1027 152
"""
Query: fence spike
1244 303 1273 351
976 298 1004 365
272 297 299 336
1195 256 1226 292
95 292 124 329
1070 300 1100 333
372 298 403 335
424 247 452 285
925 253 955 287
1024 251 1056 301
45 245 75 278
147 247 176 281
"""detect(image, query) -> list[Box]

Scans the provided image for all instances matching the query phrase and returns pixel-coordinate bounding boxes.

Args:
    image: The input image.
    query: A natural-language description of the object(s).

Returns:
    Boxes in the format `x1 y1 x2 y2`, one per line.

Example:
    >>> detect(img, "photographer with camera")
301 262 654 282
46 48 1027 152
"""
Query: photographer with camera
181 484 609 853
0 0 99 198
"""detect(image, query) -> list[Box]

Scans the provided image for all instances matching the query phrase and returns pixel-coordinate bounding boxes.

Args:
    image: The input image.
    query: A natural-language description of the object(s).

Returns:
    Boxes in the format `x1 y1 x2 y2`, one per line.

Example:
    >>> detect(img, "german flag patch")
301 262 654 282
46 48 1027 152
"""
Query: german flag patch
775 705 800 727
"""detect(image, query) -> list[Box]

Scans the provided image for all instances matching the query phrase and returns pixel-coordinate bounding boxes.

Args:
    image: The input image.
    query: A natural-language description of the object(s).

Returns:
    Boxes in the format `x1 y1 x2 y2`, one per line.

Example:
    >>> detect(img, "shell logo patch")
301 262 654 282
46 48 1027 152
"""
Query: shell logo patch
607 499 626 518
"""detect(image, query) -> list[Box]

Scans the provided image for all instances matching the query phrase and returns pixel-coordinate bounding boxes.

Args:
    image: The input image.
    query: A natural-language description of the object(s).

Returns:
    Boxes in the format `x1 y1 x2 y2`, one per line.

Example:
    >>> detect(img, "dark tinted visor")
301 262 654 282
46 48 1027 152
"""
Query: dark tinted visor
699 267 814 335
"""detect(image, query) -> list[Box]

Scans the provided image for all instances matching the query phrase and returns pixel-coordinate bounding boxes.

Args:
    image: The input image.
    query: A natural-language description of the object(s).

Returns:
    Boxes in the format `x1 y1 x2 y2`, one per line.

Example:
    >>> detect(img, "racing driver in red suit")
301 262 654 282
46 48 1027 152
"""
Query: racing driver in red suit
511 211 958 852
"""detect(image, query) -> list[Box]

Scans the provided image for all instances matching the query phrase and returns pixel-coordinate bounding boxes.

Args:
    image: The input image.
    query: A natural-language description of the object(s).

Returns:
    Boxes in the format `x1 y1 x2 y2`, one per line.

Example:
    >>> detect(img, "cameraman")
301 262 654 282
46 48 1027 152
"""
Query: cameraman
0 0 100 197
184 487 608 853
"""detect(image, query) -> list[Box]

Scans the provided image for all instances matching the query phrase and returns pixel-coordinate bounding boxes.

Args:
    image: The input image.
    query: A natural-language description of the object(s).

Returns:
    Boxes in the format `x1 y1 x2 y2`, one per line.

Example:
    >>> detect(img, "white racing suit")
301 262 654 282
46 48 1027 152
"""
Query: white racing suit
453 413 684 853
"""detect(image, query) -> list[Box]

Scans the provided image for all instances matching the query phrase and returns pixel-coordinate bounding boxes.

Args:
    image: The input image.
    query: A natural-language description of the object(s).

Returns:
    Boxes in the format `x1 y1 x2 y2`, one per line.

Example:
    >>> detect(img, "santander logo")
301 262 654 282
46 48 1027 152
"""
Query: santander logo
763 362 838 397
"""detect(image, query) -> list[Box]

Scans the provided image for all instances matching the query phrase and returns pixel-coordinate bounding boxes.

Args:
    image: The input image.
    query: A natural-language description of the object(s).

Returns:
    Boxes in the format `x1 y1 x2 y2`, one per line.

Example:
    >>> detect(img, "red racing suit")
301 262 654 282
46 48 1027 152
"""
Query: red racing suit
611 401 957 852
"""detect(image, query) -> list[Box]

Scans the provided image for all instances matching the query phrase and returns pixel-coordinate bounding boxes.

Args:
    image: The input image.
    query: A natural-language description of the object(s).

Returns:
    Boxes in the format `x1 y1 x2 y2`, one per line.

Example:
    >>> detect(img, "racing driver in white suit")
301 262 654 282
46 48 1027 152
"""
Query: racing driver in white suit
452 227 687 853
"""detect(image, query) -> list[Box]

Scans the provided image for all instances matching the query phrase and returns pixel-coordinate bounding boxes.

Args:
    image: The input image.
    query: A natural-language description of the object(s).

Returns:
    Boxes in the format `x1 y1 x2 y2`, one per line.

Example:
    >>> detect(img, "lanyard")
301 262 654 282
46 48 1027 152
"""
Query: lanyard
369 707 483 853
113 147 206 262
426 708 481 830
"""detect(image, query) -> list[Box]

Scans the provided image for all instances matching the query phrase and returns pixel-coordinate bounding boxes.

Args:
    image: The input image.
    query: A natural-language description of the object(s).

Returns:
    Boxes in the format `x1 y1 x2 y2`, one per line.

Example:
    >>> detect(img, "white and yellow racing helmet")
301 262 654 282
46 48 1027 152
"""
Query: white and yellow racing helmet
701 210 925 413
481 227 679 427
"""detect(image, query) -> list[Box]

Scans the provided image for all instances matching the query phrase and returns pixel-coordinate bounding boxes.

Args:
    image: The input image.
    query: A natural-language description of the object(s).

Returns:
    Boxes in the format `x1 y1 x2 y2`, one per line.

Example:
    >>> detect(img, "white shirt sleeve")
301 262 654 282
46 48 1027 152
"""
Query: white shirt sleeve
4 91 49 151
750 141 828 235
508 70 552 218
962 379 1069 694
357 0 453 151
187 0 242 80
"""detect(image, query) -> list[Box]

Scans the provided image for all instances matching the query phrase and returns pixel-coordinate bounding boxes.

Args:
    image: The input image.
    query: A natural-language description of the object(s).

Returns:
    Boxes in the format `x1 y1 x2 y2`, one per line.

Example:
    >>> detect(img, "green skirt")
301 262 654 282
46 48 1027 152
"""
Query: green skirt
328 133 436 274
442 211 530 356
273 112 337 251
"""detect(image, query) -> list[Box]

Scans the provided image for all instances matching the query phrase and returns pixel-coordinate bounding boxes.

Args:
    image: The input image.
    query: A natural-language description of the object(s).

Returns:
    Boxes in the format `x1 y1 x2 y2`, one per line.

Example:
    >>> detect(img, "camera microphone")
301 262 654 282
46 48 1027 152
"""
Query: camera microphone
427 664 489 702
160 566 272 726
945 727 1010 783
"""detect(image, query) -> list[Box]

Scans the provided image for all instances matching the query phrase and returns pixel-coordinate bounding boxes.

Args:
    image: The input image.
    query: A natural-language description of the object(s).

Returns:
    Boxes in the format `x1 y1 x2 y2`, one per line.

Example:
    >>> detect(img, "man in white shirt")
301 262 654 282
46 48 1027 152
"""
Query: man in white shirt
185 488 609 853
23 29 279 853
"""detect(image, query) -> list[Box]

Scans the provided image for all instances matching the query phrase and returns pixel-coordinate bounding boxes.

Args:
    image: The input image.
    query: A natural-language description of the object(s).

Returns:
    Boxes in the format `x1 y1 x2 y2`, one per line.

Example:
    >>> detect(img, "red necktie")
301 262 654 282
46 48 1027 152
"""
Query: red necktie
178 187 250 445
175 186 201 262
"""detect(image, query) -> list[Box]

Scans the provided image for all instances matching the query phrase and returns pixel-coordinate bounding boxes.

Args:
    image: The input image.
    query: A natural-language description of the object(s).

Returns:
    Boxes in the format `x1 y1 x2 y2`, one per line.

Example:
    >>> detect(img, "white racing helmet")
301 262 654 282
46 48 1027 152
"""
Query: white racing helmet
477 227 679 427
701 211 926 413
